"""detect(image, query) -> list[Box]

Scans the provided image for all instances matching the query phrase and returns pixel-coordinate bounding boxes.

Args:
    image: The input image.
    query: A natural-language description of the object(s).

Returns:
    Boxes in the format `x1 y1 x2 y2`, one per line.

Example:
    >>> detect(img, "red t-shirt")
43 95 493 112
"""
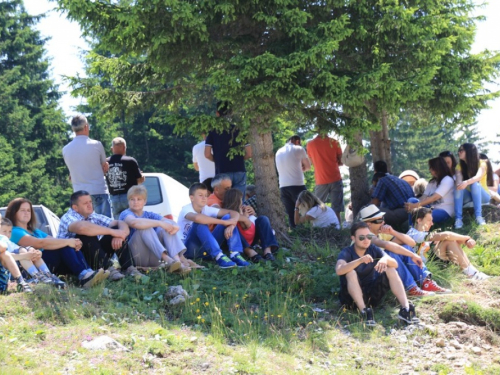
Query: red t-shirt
306 136 342 185
237 222 256 245
207 193 223 207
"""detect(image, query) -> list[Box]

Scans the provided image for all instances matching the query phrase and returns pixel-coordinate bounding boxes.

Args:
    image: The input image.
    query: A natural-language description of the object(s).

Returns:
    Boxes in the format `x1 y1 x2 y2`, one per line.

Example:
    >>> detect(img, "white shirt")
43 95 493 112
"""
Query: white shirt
422 175 455 217
192 141 215 182
62 135 109 195
275 142 307 187
177 203 220 241
306 206 340 228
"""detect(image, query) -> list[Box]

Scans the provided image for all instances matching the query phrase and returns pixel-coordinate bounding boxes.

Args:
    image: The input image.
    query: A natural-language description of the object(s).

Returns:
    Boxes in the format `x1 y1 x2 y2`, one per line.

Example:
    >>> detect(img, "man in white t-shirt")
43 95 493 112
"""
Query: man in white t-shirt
177 182 249 268
275 135 311 228
192 135 215 183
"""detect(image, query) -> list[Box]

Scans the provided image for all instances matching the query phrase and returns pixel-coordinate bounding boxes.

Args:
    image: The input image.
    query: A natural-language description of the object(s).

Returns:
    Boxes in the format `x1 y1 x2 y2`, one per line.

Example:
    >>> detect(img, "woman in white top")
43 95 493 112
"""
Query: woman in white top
453 143 490 228
480 153 500 205
294 190 340 229
405 157 455 224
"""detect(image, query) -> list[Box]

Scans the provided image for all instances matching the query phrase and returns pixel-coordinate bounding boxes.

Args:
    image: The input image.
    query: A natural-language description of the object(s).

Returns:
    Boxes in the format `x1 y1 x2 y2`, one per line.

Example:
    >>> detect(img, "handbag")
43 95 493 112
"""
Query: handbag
341 144 365 168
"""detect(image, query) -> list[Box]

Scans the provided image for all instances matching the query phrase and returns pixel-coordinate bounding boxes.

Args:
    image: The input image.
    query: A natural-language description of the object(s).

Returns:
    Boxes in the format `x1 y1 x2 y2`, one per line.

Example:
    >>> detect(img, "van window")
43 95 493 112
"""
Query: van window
144 176 163 205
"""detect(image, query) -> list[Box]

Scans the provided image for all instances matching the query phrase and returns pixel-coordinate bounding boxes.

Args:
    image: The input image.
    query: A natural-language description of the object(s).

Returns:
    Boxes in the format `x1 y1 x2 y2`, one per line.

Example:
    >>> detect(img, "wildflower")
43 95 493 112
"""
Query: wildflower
235 304 240 308
277 315 282 318
196 309 200 313
201 319 205 323
196 298 200 302
204 302 209 306
303 313 308 317
197 316 201 320
308 322 312 325
212 287 216 290
203 252 207 256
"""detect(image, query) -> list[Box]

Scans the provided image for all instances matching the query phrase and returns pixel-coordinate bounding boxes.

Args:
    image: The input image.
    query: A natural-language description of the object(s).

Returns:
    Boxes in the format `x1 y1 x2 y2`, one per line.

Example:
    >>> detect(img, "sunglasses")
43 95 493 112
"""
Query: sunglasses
358 234 375 241
369 219 384 224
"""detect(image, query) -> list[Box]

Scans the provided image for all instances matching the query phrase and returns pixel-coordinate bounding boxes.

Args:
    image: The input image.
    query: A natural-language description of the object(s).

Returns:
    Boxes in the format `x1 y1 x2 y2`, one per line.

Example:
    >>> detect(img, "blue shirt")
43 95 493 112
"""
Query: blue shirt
205 125 248 174
337 244 386 287
119 209 163 239
372 174 414 210
58 208 112 239
11 227 48 245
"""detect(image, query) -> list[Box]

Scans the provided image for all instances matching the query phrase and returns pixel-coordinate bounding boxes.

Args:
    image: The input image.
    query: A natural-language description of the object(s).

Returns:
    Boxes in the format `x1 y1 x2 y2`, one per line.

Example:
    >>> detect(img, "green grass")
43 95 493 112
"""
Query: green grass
0 223 499 373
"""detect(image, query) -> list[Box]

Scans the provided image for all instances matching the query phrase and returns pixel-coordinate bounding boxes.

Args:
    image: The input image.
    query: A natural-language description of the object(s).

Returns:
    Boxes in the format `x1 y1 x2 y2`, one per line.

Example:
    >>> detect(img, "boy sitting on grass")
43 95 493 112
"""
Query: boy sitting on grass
0 214 32 293
177 183 249 269
0 218 65 288
408 207 490 281
336 221 419 326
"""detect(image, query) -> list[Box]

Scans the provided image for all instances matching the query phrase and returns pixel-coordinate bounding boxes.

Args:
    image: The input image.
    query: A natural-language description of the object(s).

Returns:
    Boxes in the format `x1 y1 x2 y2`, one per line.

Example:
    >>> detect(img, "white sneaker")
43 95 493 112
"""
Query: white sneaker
454 219 463 229
471 271 490 281
476 217 486 225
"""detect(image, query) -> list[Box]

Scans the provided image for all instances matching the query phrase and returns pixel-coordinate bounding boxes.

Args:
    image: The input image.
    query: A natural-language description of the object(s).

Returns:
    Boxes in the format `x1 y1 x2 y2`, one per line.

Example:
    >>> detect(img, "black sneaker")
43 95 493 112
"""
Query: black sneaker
263 252 276 261
362 308 376 327
398 306 417 324
408 303 420 324
250 254 263 263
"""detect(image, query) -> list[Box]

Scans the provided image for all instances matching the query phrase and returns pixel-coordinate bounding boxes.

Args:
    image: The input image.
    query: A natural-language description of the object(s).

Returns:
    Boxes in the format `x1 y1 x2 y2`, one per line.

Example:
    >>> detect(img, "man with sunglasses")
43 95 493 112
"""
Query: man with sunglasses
336 221 418 326
359 205 450 297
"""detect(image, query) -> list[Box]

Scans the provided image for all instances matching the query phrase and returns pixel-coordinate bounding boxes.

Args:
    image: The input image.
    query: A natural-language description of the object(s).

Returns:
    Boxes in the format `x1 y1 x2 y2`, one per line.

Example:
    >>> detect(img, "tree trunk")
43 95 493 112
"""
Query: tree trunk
348 133 371 218
248 125 289 243
369 110 392 171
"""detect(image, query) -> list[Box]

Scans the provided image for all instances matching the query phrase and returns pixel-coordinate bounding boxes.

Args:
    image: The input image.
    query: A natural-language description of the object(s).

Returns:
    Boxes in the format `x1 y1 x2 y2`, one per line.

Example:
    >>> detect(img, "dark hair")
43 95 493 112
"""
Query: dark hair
201 178 214 193
438 151 457 175
374 160 388 174
288 135 301 143
189 182 208 196
70 190 90 207
222 188 243 212
411 207 432 225
1 217 13 226
372 172 386 184
350 221 369 236
216 101 231 117
5 198 37 232
428 157 452 186
458 143 479 180
479 153 494 187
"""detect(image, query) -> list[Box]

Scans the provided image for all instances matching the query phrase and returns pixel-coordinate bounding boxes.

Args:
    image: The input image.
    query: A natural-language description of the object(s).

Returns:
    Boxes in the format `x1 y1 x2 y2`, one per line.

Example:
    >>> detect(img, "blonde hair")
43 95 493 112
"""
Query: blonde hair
296 190 326 215
127 185 148 200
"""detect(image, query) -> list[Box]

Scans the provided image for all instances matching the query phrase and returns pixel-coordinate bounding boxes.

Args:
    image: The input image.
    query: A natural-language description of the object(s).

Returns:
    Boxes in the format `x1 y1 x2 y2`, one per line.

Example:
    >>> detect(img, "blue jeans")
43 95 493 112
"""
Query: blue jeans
407 197 451 225
385 246 431 290
240 216 279 251
183 214 243 259
92 194 112 218
226 171 247 196
42 246 93 280
454 182 490 220
110 193 129 219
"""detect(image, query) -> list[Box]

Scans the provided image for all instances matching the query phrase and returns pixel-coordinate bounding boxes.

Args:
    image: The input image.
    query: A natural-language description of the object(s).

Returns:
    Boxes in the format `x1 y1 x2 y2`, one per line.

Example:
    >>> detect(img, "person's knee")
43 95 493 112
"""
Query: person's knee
385 267 398 277
256 215 271 226
220 213 231 220
345 270 358 282
18 247 28 254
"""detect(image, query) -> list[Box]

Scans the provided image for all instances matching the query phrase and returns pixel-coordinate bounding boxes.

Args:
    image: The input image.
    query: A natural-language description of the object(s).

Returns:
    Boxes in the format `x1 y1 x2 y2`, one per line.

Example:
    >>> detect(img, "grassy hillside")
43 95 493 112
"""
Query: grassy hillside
0 220 499 374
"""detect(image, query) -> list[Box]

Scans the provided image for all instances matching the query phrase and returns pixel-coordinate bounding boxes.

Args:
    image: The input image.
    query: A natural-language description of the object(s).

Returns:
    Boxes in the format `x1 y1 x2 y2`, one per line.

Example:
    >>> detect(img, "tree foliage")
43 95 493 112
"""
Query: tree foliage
0 0 72 214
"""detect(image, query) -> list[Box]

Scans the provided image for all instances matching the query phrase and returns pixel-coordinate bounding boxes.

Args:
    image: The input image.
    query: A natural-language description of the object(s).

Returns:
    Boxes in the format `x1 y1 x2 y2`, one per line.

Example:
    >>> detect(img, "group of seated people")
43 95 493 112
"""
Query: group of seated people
0 144 494 328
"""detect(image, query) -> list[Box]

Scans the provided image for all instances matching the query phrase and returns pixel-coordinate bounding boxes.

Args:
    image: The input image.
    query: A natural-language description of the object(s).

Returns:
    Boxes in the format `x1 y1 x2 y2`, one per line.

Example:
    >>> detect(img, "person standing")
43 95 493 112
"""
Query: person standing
306 134 344 221
63 115 111 217
106 137 145 219
275 135 311 228
204 102 252 195
192 134 215 184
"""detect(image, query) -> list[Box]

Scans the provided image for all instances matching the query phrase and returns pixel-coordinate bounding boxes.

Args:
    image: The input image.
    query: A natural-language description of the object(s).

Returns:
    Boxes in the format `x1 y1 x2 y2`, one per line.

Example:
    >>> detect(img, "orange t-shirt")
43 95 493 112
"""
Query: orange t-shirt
207 193 223 208
306 136 342 185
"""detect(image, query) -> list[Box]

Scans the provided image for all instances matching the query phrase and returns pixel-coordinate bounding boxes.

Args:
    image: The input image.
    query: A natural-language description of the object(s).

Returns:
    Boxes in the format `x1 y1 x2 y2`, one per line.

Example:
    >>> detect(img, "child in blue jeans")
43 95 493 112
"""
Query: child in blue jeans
177 183 249 269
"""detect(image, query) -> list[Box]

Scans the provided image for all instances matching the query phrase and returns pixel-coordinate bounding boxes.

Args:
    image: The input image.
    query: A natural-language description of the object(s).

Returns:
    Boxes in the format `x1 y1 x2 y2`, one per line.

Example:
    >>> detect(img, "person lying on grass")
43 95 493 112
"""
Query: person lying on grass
335 221 419 327
177 182 249 269
119 185 200 274
294 190 340 229
359 204 450 297
0 213 32 293
222 188 278 263
408 207 490 281
0 218 65 288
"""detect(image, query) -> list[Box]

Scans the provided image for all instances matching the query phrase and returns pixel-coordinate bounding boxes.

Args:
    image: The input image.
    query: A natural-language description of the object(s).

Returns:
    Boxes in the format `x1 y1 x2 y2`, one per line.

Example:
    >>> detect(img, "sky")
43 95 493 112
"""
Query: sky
23 0 500 161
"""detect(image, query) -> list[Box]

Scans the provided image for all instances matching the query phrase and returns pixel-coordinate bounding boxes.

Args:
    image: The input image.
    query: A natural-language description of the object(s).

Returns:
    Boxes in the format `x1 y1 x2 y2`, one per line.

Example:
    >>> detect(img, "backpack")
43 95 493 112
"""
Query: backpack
341 144 365 168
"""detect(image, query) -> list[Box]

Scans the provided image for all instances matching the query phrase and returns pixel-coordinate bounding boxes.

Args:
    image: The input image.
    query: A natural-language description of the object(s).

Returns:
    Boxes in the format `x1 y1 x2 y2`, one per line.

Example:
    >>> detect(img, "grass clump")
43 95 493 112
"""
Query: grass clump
439 301 500 332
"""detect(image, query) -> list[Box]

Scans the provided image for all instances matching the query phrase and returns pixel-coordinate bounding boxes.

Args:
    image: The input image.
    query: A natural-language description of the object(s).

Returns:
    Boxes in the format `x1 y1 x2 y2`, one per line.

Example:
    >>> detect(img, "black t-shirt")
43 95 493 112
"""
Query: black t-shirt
106 154 142 195
205 125 247 174
337 244 386 287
